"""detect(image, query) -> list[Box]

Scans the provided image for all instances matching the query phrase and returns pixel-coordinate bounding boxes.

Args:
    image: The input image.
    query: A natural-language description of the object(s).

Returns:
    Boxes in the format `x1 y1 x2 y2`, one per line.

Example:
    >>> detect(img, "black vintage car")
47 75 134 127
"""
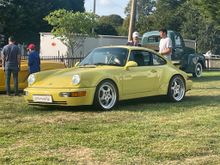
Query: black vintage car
141 30 205 77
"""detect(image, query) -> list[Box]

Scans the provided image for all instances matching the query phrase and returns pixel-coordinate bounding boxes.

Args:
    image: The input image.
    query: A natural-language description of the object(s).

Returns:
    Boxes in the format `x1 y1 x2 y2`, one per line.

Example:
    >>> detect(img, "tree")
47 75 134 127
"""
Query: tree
99 15 123 28
124 0 157 34
95 14 123 36
95 24 118 35
44 9 97 58
0 0 85 45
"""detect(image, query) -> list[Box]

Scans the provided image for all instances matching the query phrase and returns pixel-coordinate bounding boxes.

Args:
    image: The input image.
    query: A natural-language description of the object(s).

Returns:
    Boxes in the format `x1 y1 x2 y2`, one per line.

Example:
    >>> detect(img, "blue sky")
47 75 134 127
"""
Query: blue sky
84 0 130 18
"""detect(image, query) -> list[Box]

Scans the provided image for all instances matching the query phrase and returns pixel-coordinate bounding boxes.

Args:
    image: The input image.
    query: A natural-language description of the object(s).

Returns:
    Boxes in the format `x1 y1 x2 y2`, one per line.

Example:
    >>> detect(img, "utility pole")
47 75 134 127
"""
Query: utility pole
92 0 96 33
128 0 137 41
93 0 96 14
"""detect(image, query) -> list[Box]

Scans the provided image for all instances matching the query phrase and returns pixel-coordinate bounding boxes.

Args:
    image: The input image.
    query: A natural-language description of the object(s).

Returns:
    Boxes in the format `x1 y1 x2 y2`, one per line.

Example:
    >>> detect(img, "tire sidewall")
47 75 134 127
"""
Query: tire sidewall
193 62 203 77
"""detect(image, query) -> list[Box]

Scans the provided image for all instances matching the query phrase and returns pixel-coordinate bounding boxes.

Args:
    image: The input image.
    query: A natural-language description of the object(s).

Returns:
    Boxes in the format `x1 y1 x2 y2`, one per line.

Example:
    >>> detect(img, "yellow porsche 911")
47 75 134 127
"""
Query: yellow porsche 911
0 60 65 91
24 46 192 110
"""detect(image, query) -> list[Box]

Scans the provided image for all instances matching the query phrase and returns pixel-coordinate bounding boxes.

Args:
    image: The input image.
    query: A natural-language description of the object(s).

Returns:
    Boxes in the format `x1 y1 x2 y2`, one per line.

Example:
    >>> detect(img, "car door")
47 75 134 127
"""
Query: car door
122 50 160 95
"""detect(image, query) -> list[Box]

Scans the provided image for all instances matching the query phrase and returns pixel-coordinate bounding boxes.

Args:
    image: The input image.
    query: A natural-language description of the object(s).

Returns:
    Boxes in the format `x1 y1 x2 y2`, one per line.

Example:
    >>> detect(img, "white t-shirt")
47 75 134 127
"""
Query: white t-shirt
159 37 172 60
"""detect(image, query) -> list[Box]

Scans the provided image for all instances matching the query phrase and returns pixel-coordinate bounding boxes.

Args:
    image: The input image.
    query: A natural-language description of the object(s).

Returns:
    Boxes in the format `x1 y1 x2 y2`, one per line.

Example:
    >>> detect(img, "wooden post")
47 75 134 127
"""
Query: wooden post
128 0 137 41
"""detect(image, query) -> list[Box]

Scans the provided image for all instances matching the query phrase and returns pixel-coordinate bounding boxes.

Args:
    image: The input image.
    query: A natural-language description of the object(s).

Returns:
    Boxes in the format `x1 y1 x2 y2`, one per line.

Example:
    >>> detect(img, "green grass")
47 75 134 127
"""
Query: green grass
1 71 220 164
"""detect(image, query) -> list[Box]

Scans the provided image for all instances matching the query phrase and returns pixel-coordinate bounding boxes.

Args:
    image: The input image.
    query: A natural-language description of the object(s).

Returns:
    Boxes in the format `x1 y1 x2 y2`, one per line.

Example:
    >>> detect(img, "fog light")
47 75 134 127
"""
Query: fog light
60 92 71 97
60 91 86 97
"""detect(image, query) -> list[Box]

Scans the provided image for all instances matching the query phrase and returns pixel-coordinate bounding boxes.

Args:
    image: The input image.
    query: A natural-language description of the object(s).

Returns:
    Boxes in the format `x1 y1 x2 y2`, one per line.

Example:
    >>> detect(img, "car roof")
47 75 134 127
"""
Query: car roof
95 45 156 52
142 30 175 37
93 45 166 60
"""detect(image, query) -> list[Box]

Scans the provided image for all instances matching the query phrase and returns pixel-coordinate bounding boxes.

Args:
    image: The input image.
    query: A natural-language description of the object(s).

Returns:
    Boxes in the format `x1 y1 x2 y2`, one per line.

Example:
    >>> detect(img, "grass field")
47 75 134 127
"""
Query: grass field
1 71 220 164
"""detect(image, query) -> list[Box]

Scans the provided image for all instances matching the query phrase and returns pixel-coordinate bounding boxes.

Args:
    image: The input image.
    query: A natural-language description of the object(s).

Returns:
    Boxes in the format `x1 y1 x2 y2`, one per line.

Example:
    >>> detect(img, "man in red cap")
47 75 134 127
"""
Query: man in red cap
27 43 40 74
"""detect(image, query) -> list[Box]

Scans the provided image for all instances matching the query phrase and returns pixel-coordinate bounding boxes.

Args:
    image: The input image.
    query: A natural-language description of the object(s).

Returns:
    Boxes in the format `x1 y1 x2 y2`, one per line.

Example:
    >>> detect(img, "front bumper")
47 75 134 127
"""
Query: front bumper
24 87 96 106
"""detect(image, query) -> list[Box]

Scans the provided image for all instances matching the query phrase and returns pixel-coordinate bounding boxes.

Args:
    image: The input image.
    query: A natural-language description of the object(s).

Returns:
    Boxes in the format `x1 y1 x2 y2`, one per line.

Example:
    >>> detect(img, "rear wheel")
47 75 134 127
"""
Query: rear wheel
94 80 118 110
167 75 186 102
192 62 203 77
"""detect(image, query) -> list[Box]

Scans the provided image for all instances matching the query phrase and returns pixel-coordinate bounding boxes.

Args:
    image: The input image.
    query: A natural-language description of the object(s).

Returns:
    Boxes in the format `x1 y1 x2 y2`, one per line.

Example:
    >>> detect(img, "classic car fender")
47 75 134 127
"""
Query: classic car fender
0 60 65 91
180 53 205 73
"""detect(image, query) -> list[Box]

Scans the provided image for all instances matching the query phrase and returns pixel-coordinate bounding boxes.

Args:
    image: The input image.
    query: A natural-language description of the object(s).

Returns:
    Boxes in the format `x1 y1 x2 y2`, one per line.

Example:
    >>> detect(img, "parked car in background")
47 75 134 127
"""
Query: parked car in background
141 30 206 77
0 60 65 91
24 46 192 110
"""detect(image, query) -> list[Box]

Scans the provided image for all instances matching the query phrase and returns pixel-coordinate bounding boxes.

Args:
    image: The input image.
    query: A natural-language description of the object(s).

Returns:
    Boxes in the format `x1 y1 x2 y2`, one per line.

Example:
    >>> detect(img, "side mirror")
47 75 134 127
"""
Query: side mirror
125 61 138 70
74 61 80 67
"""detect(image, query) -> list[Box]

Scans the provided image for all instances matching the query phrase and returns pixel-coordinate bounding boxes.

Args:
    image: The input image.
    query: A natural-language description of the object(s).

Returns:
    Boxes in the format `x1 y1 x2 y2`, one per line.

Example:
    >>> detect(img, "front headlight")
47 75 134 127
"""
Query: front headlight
72 75 80 85
28 74 36 85
192 57 198 64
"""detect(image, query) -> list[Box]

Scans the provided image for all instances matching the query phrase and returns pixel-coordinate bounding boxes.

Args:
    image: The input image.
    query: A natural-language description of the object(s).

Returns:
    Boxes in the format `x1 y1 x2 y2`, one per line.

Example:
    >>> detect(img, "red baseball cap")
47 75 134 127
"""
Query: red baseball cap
27 43 36 50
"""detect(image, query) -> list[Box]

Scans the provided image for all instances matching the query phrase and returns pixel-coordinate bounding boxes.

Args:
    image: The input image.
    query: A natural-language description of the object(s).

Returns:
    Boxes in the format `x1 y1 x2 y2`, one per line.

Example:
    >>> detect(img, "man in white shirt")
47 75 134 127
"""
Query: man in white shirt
159 28 172 60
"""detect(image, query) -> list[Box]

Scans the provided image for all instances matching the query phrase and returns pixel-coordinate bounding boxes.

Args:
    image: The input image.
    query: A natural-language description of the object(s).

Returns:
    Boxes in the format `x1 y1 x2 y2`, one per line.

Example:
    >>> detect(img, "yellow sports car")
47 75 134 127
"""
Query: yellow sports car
24 46 192 110
0 60 65 91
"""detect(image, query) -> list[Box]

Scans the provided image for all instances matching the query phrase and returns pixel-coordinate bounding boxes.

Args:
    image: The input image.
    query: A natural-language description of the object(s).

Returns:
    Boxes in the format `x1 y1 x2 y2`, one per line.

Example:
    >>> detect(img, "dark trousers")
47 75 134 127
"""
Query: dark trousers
5 67 19 95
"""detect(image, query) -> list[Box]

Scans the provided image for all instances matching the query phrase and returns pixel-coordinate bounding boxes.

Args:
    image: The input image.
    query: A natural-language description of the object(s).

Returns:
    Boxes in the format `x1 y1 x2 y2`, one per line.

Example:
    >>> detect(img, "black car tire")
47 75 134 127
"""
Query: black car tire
167 75 186 102
192 62 203 78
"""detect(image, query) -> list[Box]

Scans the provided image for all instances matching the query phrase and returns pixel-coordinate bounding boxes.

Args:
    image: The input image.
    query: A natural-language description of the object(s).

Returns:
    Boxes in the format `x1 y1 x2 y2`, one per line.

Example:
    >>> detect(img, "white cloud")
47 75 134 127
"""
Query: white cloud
99 0 112 6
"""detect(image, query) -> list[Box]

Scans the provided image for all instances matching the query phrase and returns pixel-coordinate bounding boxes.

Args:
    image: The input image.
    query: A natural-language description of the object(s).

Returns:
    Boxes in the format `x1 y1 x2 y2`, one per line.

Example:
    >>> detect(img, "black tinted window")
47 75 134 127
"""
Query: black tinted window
129 50 152 66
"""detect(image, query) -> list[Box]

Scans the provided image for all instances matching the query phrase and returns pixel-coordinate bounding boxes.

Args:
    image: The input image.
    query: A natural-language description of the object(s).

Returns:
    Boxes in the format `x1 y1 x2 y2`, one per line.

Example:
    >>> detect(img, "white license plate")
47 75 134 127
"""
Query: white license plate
33 95 52 103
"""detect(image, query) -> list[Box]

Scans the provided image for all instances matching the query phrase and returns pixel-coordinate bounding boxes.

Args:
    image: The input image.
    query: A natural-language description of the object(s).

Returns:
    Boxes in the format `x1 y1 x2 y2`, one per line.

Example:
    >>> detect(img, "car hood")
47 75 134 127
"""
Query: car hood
30 66 121 88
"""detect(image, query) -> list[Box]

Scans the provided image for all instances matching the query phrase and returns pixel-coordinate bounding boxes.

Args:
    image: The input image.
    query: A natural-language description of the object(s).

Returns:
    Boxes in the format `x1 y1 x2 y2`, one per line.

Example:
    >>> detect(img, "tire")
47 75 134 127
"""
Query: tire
192 62 203 78
167 75 186 102
94 80 118 110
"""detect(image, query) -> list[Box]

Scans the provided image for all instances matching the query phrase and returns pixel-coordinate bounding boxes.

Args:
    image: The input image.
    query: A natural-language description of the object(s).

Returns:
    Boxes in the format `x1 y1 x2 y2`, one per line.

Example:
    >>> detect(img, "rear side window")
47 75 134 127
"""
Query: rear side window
142 35 160 44
129 50 152 66
152 53 166 65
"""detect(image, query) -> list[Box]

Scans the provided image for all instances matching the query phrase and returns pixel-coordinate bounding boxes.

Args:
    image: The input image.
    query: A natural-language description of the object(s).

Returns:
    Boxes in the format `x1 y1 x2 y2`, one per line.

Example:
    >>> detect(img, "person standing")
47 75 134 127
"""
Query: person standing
1 36 21 96
27 43 40 74
159 28 172 60
127 31 142 47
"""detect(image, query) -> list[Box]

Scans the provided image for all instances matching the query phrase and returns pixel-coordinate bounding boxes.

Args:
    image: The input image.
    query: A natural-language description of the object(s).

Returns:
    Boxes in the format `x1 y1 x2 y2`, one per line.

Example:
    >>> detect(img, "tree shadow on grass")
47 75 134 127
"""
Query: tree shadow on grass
191 74 220 83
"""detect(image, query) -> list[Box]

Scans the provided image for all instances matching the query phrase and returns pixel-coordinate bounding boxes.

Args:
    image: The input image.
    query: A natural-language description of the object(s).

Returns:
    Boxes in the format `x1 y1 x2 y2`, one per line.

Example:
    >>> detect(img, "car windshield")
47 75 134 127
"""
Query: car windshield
79 47 129 67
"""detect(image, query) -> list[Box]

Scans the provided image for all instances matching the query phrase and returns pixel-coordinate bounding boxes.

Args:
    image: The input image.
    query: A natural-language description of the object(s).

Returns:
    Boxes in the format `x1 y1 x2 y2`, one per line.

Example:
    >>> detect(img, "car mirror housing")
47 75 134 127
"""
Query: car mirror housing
125 61 138 70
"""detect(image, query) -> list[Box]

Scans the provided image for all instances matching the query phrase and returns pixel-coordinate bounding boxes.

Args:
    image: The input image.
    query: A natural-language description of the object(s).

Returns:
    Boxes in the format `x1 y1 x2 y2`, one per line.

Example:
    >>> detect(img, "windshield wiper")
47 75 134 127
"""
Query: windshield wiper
93 63 108 65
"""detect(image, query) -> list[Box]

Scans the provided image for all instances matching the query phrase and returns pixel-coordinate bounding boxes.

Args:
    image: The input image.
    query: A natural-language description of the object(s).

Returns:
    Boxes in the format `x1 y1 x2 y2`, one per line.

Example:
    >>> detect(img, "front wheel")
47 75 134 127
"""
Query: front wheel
167 75 186 102
94 80 118 110
192 62 203 77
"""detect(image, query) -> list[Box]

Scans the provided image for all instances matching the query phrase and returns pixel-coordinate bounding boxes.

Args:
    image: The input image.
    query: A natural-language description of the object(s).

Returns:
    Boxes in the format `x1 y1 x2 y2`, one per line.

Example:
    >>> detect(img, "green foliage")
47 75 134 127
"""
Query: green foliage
99 14 123 28
123 0 219 53
44 9 97 57
0 0 85 44
95 14 124 36
197 0 220 27
95 23 118 35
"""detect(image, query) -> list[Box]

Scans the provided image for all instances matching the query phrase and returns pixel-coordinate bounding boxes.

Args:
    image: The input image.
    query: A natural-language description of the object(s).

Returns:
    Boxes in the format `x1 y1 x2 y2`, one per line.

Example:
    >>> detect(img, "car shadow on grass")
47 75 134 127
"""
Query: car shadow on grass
29 94 220 113
114 94 220 112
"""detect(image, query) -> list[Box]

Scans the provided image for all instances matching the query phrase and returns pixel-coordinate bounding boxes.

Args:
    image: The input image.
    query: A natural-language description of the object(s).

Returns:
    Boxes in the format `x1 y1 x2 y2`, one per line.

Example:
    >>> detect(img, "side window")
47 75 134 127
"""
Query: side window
152 53 166 65
129 50 152 66
175 34 184 48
